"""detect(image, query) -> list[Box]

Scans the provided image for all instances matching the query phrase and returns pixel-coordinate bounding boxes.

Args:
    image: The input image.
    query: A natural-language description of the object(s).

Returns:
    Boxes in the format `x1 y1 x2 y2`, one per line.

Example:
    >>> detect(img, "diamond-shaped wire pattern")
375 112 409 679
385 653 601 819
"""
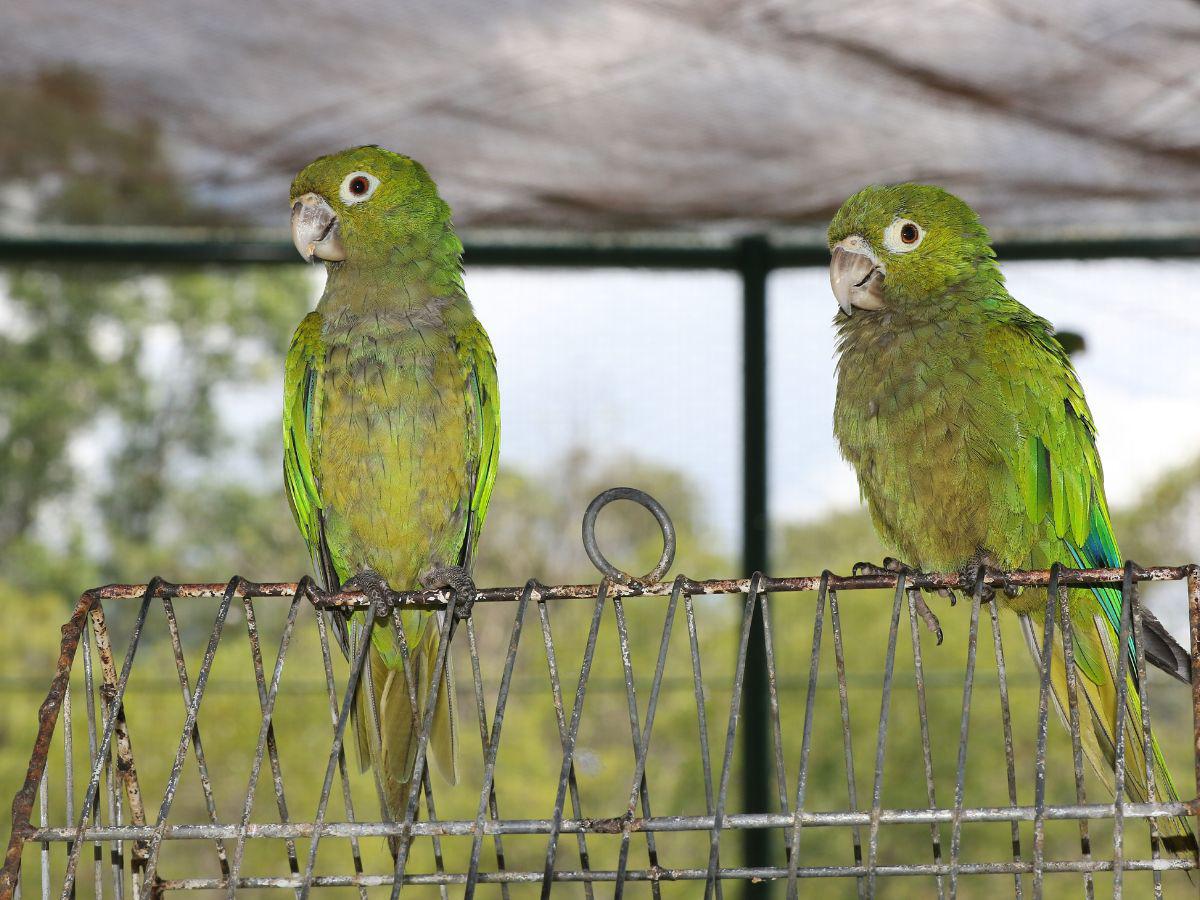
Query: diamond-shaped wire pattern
2 500 1199 898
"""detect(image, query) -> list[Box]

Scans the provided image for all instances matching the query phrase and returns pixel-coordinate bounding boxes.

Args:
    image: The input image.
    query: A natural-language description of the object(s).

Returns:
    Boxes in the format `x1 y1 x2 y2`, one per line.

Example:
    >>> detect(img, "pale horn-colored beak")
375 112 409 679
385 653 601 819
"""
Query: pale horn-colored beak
291 193 346 263
829 236 885 315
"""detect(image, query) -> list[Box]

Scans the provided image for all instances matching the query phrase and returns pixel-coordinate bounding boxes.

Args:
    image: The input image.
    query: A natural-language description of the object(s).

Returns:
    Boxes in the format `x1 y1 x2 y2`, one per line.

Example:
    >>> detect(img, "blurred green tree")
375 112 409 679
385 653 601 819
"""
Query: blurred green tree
0 68 310 596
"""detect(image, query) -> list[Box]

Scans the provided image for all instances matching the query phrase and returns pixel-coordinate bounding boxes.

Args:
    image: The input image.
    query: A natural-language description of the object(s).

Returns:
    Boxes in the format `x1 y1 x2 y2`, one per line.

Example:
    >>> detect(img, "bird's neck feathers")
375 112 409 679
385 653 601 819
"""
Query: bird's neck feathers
319 213 467 317
835 262 1008 352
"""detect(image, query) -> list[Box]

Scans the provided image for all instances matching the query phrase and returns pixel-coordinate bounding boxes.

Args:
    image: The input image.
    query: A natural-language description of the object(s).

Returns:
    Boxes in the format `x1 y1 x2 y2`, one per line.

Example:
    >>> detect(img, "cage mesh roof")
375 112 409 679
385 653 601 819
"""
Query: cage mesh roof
4 0 1200 233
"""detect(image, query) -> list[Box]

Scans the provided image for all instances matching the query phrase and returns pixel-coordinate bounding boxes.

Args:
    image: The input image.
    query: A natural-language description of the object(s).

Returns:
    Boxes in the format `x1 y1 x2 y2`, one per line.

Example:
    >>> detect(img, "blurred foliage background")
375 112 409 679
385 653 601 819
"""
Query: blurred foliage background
1 67 1199 899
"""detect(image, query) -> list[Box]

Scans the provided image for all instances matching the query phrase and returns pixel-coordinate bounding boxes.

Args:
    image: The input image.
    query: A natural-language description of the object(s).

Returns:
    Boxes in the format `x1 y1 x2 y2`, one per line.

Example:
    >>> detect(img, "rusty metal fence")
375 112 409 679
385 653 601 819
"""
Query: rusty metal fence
3 491 1199 898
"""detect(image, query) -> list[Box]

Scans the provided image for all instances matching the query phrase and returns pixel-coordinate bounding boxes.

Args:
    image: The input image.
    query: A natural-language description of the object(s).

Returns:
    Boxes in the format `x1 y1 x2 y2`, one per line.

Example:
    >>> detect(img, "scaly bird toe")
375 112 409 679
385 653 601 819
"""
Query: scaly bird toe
851 560 884 577
881 556 916 574
341 570 396 615
422 565 478 620
910 589 944 645
936 586 958 607
958 560 1006 603
852 557 918 578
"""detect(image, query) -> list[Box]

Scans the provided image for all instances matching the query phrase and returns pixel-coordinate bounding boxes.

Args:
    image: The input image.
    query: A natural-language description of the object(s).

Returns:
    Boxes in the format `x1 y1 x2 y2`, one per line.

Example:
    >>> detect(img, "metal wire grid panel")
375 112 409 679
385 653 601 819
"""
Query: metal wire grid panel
3 513 1199 897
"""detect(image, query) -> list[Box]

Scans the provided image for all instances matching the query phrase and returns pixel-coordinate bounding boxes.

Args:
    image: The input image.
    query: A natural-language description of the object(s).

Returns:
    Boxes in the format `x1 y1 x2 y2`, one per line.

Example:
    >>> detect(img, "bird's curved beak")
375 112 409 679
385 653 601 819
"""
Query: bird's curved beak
829 237 885 316
291 193 346 263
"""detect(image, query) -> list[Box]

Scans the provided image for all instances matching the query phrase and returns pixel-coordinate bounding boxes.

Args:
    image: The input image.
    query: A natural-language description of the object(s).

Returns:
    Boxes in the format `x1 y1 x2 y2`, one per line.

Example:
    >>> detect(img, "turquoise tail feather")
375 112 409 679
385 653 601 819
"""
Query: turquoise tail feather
1058 505 1197 859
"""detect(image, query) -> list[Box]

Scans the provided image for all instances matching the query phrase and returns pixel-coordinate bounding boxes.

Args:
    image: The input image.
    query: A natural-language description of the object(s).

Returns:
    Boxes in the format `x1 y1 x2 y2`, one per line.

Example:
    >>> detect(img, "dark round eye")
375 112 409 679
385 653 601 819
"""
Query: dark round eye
348 176 369 196
900 222 919 244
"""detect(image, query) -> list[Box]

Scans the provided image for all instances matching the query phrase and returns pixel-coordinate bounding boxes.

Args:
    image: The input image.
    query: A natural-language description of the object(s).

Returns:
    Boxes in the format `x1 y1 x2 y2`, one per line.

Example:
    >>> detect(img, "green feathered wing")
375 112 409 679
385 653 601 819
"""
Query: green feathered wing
283 312 334 589
1007 323 1196 856
456 317 502 571
283 311 500 811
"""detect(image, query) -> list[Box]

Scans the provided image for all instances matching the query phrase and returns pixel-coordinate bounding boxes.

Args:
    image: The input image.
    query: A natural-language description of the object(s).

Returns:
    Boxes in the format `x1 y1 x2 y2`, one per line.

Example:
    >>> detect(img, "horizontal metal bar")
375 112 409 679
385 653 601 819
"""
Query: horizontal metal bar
2 233 1199 268
147 854 1199 891
0 233 744 268
0 669 1087 696
26 799 1200 843
74 565 1198 612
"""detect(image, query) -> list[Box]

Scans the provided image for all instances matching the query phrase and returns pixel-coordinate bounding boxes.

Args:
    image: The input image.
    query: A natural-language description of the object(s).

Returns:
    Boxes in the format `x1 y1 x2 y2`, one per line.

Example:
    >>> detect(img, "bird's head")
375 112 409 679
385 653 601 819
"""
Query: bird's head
826 183 995 317
289 146 448 266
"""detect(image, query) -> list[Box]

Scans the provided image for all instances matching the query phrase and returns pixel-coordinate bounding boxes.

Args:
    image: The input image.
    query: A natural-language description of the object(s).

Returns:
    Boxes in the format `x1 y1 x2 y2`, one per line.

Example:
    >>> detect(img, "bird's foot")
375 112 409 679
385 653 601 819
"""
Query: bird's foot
852 556 917 578
852 559 945 644
936 586 959 607
422 565 478 620
341 569 396 617
958 556 1018 603
909 588 944 646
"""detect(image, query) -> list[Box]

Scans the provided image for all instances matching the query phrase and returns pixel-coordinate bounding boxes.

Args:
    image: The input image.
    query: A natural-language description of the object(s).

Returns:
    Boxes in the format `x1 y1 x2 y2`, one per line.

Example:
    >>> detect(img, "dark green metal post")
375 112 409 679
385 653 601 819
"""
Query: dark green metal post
738 235 772 894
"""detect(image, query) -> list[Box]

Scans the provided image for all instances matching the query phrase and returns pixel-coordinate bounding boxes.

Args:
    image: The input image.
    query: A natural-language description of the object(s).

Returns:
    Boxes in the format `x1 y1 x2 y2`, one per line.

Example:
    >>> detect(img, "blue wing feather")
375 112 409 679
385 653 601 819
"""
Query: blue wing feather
1069 504 1136 681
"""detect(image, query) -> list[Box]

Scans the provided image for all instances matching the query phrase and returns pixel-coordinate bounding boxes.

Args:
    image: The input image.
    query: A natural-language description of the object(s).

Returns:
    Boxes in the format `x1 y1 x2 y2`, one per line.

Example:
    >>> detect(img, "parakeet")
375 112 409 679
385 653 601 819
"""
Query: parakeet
827 183 1196 857
283 146 499 815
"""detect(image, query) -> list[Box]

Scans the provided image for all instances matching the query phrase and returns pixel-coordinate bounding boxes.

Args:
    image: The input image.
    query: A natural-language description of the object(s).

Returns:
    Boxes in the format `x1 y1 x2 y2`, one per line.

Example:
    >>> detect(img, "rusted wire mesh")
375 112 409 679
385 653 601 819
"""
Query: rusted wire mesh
3 491 1198 898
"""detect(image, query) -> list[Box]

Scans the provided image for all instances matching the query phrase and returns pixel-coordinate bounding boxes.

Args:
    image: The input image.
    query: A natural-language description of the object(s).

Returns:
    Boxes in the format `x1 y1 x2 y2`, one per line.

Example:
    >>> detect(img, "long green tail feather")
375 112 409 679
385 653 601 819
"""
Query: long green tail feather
352 615 458 819
1021 612 1197 859
1054 505 1197 857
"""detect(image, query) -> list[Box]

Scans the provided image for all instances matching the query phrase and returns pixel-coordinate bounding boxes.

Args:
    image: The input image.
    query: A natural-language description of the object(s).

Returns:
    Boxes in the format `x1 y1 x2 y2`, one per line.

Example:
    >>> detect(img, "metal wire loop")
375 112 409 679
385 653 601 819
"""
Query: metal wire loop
581 487 676 585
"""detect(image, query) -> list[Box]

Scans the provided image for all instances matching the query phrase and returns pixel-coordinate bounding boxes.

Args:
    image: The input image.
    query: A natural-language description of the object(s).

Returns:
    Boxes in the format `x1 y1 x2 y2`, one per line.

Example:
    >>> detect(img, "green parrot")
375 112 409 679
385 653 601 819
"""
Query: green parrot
283 146 499 814
827 183 1196 857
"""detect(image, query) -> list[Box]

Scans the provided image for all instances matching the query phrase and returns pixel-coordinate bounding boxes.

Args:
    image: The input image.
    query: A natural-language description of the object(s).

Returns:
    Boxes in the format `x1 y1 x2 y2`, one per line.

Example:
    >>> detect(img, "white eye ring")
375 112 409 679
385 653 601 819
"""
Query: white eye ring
883 218 924 253
339 171 379 205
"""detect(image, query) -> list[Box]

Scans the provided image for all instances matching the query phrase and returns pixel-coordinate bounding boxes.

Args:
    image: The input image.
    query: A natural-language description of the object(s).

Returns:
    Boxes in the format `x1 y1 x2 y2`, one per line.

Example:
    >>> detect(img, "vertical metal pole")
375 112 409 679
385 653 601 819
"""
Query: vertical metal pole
738 234 772 895
1187 567 1200 858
